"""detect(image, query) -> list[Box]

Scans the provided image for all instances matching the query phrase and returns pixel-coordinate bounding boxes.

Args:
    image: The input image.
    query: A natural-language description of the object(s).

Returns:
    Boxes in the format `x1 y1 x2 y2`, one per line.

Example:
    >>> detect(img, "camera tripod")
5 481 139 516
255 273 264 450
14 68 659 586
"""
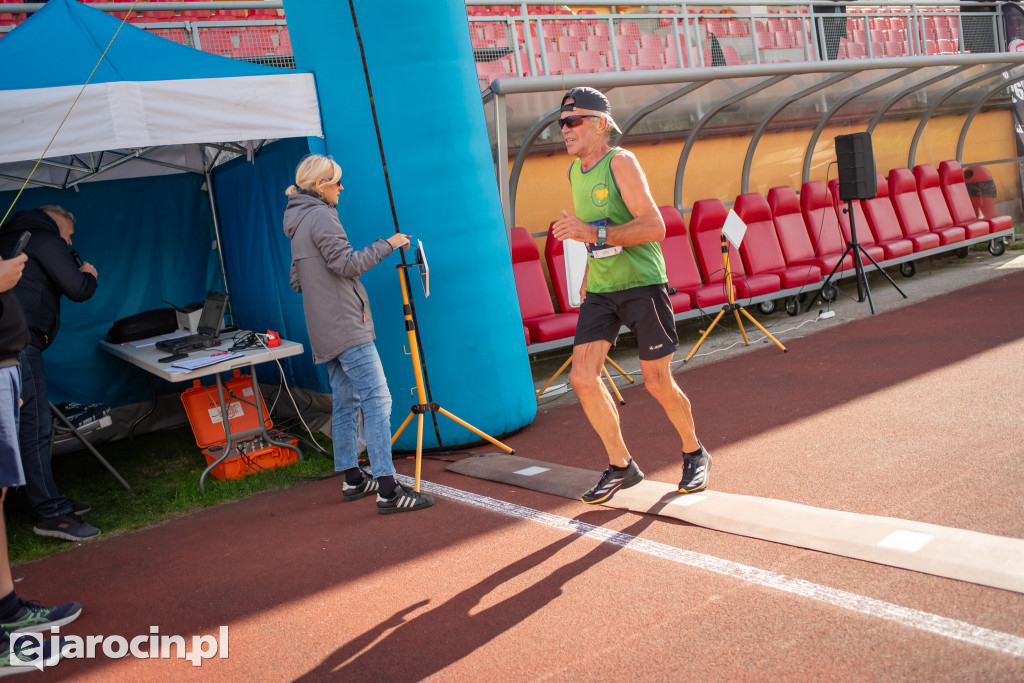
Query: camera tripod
683 231 787 362
391 263 514 492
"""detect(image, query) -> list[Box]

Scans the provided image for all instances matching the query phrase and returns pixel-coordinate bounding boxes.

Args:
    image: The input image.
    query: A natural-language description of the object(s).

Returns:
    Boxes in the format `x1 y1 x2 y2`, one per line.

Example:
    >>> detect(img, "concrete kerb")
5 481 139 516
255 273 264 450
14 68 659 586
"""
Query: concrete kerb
530 245 1024 410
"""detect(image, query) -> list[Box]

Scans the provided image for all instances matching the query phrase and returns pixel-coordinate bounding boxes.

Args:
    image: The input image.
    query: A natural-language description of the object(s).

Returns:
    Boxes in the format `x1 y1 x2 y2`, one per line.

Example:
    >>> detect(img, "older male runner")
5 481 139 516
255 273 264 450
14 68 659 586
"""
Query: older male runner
550 87 710 504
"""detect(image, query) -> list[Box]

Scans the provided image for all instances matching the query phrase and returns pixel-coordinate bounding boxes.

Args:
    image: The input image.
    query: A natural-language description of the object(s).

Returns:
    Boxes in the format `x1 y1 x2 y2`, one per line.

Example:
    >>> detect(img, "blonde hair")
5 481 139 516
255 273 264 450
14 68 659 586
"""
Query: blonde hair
285 154 342 196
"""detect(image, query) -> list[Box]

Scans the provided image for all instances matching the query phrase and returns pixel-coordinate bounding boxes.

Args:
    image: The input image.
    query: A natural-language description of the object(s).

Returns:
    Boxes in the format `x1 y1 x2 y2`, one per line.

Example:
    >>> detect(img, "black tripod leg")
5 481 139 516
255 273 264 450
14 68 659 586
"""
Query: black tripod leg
812 243 854 309
858 245 908 298
855 245 874 313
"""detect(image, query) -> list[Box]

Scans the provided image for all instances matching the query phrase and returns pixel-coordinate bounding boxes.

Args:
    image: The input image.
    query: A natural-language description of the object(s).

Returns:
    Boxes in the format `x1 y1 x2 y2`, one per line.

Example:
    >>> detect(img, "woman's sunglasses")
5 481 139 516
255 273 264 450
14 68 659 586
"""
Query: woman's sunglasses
557 114 602 129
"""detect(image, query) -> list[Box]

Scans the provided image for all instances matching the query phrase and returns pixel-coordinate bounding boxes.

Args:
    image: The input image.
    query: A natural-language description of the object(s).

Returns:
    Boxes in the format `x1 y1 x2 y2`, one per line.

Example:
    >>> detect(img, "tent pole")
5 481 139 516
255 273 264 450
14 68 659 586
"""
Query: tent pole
202 156 233 324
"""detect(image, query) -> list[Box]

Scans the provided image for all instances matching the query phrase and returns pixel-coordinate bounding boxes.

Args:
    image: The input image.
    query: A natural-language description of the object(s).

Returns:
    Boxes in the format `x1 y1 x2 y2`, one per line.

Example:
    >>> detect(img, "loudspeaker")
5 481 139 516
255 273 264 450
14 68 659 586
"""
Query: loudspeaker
835 132 877 201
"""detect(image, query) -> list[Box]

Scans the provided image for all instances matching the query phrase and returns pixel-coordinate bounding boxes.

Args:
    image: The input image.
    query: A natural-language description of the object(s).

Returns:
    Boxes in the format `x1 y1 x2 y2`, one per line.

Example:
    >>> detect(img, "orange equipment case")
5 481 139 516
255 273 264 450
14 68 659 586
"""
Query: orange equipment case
181 370 298 481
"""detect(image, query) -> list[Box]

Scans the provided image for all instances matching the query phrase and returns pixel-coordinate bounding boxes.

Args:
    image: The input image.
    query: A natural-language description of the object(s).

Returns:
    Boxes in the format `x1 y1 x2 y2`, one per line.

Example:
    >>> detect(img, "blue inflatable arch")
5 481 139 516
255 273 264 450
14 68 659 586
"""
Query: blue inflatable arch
282 0 537 449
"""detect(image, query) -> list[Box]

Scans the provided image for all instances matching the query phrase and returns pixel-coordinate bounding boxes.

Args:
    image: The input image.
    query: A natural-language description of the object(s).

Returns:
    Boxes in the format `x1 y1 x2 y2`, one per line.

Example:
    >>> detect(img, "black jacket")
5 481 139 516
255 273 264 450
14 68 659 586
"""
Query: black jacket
0 290 29 367
0 210 97 350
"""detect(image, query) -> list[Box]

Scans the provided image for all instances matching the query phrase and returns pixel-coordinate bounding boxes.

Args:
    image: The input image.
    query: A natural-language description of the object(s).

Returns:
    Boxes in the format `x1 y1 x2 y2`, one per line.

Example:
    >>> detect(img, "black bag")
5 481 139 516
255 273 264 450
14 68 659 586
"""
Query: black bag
106 308 178 344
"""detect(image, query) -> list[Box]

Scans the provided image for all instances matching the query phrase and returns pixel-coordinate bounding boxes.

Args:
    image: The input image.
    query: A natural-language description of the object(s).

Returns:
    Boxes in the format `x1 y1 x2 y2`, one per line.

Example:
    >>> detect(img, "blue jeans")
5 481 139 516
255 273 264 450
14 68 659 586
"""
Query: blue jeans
325 342 396 479
18 346 72 519
0 366 26 489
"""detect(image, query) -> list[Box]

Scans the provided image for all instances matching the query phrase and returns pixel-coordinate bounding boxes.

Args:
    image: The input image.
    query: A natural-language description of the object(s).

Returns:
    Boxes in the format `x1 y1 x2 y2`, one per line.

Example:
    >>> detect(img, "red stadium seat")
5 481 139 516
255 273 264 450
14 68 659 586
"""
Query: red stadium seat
914 164 981 240
689 198 781 301
571 50 605 73
887 168 943 251
826 179 886 265
939 161 1011 233
511 227 578 343
635 46 664 70
859 173 915 259
658 206 724 312
768 185 836 274
734 193 821 288
799 181 855 274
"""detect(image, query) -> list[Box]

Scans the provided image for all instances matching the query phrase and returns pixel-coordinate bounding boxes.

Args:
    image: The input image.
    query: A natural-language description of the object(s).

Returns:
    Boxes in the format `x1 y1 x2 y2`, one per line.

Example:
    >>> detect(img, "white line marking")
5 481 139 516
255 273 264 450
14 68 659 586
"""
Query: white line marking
513 466 550 477
398 475 1024 659
878 529 935 552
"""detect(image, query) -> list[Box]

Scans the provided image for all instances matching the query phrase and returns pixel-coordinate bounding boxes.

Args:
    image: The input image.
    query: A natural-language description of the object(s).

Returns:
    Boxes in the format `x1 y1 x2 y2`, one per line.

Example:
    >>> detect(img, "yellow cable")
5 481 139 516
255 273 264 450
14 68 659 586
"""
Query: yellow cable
1 2 141 228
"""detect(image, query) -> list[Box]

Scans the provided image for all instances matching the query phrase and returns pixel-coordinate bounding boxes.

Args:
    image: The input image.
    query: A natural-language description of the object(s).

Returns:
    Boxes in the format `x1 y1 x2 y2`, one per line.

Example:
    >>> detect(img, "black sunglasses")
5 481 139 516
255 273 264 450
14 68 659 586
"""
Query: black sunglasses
557 114 602 129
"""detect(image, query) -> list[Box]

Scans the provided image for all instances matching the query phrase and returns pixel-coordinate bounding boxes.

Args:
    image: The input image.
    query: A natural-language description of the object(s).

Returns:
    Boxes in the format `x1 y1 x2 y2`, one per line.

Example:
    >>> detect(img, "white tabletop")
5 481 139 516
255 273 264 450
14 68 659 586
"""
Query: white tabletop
100 331 304 383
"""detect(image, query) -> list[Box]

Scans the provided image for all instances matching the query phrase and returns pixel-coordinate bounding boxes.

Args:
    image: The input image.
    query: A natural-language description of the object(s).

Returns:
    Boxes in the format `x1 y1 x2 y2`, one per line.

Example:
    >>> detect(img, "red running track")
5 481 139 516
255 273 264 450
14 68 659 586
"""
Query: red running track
13 269 1024 681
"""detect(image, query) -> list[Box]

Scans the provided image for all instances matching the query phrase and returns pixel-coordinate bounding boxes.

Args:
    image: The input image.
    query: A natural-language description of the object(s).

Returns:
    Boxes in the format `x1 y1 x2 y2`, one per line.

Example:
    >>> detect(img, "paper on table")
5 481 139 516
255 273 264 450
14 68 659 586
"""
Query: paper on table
170 352 242 372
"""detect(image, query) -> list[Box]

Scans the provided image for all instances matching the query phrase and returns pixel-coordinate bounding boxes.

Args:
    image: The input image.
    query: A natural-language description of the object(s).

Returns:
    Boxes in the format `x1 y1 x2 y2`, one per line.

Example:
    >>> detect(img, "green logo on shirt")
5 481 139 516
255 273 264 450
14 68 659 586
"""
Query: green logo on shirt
590 183 609 209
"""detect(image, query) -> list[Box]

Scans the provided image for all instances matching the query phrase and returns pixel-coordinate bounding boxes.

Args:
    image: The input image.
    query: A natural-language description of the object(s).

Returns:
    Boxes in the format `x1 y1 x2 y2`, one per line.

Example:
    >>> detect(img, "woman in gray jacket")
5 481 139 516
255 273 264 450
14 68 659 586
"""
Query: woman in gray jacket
284 154 434 515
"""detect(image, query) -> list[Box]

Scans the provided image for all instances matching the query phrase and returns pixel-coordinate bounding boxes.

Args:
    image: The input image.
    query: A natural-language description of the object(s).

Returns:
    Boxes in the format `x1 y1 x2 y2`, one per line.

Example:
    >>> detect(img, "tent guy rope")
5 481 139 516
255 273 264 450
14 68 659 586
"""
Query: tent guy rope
0 1 141 226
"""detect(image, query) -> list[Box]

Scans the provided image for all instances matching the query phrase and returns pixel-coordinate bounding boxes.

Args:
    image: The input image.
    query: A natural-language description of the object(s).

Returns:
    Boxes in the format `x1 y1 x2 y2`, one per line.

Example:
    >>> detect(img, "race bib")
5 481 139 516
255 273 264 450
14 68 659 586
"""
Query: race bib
585 219 623 259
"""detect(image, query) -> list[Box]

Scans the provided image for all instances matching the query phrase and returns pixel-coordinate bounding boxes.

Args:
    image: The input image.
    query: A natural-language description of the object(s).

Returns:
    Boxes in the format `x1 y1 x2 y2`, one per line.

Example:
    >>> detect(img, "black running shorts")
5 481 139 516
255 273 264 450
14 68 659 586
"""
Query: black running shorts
573 283 678 360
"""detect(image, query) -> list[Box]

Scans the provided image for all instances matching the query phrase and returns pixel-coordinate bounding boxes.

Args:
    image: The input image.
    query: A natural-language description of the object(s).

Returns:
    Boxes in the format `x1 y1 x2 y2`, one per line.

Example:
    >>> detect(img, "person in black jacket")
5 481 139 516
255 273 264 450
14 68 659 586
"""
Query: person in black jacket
0 206 99 542
0 253 82 671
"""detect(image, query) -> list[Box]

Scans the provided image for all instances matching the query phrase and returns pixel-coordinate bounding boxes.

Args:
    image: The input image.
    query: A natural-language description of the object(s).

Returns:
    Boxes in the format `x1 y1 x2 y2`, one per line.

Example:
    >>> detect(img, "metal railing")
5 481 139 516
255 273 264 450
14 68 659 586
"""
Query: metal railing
468 1 1010 89
0 2 292 66
0 2 1011 81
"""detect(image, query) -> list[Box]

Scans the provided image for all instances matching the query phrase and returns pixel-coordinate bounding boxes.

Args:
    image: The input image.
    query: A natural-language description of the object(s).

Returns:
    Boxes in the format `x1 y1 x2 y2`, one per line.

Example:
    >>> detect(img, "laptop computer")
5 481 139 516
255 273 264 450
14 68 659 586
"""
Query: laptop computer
155 292 229 354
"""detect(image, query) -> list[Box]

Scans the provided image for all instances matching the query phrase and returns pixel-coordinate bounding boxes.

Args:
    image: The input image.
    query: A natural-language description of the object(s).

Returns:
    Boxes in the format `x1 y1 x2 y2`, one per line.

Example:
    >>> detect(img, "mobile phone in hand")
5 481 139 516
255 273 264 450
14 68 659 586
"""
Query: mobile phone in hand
11 232 30 257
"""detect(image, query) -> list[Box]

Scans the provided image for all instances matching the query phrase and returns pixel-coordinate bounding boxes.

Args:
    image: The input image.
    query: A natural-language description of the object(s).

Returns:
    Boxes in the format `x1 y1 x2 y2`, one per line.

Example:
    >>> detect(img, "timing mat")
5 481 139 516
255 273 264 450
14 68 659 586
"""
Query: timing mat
448 454 1024 594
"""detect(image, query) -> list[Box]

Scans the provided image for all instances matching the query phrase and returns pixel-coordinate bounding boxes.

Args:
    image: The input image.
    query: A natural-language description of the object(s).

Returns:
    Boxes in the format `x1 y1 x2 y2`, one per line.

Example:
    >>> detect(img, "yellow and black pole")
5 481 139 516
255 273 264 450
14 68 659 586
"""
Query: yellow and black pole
391 264 515 492
684 231 787 362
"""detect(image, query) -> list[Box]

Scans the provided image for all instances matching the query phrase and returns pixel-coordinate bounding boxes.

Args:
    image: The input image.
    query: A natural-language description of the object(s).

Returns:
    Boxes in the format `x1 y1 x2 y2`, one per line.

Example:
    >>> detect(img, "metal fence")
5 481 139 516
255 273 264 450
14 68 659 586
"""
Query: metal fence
468 2 1009 90
0 2 1009 85
0 4 293 67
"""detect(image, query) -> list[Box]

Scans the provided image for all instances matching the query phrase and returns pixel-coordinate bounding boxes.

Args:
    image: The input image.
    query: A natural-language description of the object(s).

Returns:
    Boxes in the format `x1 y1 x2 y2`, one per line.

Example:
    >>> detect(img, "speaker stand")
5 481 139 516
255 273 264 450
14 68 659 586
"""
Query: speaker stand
817 200 908 315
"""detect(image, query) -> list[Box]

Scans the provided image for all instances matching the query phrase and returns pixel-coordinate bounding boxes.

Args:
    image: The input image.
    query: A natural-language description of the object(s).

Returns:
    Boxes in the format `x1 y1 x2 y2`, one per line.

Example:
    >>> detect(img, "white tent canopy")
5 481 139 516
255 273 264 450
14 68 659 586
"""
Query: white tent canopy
0 0 321 184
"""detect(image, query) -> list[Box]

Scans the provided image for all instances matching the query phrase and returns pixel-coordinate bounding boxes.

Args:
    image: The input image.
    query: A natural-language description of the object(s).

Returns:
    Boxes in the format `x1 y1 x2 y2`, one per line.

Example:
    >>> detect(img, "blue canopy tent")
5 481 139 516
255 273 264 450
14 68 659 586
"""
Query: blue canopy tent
0 0 324 430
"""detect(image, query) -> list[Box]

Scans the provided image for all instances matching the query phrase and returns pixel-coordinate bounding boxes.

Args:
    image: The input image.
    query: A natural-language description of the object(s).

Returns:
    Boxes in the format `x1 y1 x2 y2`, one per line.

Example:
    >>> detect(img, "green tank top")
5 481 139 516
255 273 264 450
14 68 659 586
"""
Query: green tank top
569 148 667 294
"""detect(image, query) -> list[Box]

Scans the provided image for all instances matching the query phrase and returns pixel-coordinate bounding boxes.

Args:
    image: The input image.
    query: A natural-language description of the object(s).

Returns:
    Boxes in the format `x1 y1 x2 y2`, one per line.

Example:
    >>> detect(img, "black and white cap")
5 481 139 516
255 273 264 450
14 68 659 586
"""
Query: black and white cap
560 87 622 134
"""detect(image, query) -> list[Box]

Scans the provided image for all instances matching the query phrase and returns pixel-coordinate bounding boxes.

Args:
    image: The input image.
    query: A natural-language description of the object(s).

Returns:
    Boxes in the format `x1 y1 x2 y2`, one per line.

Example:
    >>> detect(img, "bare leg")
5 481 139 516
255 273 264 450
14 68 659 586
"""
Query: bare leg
568 341 631 467
639 355 700 453
0 488 13 597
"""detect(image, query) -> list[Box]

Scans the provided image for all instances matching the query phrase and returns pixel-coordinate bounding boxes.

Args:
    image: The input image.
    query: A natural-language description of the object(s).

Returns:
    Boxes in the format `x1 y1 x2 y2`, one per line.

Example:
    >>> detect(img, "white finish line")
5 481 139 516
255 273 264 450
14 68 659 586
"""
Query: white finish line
397 475 1024 659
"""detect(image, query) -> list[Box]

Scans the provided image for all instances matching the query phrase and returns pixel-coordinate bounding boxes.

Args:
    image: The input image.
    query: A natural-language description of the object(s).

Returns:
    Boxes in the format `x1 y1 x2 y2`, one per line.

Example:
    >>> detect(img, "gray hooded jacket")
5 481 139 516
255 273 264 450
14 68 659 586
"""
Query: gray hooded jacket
283 192 393 364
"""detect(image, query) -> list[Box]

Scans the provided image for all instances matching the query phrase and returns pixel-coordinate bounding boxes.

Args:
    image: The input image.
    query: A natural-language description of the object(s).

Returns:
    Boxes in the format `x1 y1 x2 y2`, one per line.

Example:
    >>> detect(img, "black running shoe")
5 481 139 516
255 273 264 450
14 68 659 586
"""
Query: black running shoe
32 513 100 542
342 466 379 502
679 446 711 494
580 460 644 504
1 599 82 634
376 485 435 515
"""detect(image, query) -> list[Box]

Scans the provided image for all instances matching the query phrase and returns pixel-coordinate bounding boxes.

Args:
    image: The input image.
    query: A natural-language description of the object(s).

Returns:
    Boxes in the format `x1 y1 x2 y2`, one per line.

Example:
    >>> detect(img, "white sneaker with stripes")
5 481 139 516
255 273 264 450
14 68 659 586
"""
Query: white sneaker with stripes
376 485 435 515
343 466 379 502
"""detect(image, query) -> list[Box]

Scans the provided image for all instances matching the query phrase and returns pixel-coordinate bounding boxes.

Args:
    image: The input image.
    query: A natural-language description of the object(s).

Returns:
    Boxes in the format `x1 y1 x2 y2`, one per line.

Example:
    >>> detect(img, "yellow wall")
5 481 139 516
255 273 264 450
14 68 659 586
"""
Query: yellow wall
511 110 1019 234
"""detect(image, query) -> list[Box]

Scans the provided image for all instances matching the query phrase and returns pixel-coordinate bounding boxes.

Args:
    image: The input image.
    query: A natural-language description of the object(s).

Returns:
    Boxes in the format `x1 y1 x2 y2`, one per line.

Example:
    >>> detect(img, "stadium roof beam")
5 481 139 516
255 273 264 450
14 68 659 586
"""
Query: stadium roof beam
801 69 919 185
487 53 1024 231
957 73 1024 164
907 65 1019 169
672 74 788 211
740 71 855 196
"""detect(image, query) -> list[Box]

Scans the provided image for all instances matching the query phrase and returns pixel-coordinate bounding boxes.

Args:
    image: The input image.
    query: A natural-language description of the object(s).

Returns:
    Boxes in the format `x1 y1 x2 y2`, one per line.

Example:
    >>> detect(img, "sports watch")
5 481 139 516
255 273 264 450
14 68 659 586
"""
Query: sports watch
596 221 607 246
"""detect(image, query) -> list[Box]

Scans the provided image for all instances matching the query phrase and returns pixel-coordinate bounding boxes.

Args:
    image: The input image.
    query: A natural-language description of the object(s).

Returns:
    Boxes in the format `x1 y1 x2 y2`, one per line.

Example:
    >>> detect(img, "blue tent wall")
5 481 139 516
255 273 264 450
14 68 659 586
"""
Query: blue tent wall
211 137 323 392
0 173 220 405
282 0 536 449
